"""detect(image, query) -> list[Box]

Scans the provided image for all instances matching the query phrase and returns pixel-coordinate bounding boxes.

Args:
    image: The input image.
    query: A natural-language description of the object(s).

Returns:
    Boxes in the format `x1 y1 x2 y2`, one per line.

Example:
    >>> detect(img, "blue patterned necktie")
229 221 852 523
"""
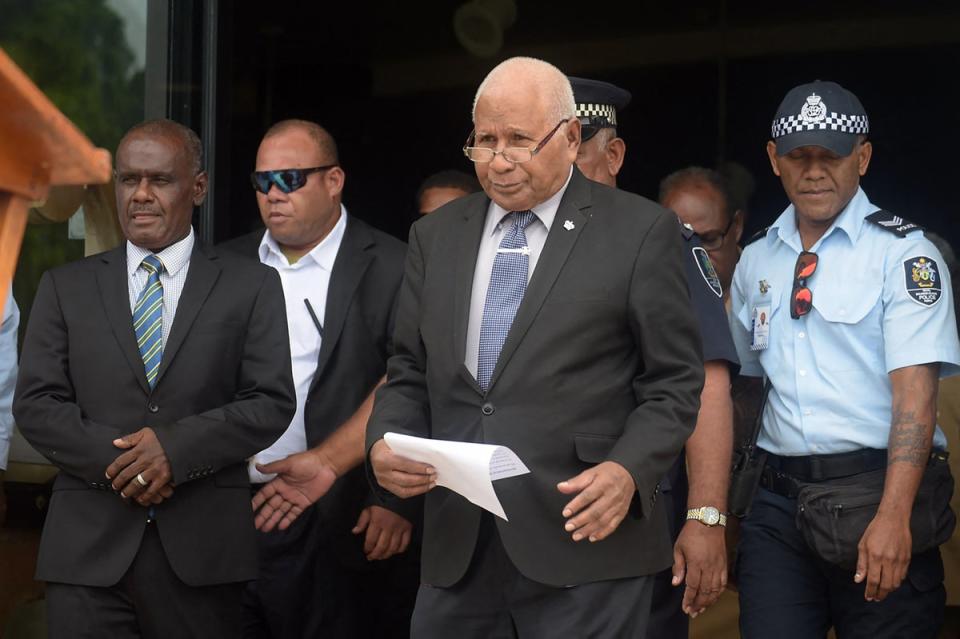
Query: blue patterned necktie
477 210 537 391
134 255 164 388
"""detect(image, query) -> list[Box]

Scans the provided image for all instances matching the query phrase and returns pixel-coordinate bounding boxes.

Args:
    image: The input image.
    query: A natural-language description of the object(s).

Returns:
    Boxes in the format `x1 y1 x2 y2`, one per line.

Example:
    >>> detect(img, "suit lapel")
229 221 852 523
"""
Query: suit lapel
310 217 374 390
155 245 221 384
96 246 151 394
487 170 593 392
454 198 489 394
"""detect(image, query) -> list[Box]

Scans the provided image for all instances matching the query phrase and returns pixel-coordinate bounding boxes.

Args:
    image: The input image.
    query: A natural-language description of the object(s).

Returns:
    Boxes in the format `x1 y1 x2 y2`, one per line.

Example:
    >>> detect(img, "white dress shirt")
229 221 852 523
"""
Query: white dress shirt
249 206 347 482
465 167 572 378
126 228 195 349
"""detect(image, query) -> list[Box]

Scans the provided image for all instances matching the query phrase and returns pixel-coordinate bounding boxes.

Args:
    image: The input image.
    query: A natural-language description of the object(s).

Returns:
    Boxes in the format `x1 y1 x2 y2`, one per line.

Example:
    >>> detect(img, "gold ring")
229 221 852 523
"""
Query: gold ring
136 473 149 487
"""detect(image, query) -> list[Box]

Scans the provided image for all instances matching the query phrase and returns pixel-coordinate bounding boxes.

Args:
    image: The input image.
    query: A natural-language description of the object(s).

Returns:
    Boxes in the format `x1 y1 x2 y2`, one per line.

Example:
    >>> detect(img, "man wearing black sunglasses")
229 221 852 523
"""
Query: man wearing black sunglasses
729 81 960 638
221 119 417 638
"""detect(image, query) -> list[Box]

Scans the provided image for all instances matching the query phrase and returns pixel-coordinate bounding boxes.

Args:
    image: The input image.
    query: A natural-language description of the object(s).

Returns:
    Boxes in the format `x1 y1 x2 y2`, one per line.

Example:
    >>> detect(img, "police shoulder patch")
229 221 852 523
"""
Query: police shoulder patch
866 210 923 238
744 226 770 246
692 247 723 298
903 256 942 307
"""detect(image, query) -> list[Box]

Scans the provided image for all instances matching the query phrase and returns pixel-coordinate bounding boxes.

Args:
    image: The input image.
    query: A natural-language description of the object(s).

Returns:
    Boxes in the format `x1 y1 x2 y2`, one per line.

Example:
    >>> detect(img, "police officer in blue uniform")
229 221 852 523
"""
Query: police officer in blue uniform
730 80 960 638
571 76 739 638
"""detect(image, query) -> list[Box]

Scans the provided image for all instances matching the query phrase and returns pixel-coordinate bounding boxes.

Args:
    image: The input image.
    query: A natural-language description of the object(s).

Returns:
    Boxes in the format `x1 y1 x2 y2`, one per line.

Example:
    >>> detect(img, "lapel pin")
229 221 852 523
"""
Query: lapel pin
563 220 575 231
759 279 770 294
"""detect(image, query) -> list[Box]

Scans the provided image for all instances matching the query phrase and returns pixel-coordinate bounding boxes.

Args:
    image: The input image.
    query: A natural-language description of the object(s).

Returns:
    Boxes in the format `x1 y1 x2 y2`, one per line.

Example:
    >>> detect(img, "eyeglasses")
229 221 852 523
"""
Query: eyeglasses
463 119 569 164
699 215 736 251
790 251 819 319
250 165 337 194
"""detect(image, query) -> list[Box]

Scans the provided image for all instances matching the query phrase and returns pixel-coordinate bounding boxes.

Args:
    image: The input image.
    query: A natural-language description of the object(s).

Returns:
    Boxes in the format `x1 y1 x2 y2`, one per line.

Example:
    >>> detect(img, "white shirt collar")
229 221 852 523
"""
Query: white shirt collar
487 166 574 235
127 227 195 276
258 204 348 270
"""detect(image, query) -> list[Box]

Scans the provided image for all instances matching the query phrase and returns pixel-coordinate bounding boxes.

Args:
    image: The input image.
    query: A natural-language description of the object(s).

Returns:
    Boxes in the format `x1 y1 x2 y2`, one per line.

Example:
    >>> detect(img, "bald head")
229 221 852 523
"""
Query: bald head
262 119 339 165
472 57 575 124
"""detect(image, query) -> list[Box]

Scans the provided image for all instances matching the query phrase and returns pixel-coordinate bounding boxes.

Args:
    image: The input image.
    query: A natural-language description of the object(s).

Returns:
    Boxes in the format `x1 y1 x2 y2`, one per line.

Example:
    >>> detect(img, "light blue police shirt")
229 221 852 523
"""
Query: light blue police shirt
0 291 19 470
730 187 960 455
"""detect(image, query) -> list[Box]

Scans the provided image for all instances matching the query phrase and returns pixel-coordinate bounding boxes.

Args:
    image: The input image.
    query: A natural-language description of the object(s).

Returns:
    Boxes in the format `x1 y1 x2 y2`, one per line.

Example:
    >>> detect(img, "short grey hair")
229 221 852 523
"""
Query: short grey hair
121 119 203 174
472 57 576 124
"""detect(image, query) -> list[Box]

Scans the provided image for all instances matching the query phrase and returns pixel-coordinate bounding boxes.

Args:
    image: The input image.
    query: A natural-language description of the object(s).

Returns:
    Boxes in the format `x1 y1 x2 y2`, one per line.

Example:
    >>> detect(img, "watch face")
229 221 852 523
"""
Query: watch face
703 507 720 525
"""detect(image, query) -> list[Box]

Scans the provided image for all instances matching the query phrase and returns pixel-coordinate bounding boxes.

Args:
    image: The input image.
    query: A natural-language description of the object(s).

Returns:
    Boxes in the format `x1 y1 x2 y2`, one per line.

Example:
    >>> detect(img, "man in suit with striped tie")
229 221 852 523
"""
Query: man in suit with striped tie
14 119 295 638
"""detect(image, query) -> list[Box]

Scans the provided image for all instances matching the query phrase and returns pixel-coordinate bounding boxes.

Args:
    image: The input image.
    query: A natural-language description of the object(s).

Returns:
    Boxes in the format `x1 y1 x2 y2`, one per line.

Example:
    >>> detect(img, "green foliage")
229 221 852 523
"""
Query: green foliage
0 0 144 151
0 0 144 340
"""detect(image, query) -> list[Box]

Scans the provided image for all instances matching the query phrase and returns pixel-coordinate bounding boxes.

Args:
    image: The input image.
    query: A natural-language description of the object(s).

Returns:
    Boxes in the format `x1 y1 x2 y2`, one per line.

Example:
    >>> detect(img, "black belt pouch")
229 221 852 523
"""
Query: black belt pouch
794 453 956 570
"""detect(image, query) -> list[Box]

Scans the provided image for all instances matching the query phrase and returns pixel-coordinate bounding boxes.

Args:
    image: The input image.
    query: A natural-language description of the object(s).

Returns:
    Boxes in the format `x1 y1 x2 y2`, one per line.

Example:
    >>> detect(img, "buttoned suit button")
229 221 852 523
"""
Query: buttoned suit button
481 403 495 416
147 402 159 414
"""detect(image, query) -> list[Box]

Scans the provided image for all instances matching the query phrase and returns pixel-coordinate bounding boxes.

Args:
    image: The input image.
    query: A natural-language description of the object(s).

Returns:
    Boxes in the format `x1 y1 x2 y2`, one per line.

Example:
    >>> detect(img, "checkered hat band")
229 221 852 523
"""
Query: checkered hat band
771 113 869 138
576 103 617 126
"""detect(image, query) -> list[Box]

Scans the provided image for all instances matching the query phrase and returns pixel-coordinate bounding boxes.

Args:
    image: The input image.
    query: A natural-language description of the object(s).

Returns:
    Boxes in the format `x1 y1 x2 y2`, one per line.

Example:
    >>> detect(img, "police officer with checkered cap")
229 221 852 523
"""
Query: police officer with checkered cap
729 80 960 638
569 77 630 185
570 76 741 637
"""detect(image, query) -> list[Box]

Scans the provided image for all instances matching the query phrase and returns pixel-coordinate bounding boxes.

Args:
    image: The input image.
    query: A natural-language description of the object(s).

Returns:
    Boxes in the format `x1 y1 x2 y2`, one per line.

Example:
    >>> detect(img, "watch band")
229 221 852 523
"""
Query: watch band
686 506 727 527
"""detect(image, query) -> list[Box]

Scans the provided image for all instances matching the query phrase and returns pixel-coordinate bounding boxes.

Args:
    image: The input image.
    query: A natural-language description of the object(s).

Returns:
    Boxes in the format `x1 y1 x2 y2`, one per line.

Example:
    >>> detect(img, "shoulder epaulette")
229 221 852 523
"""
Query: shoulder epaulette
744 226 770 246
865 210 923 238
676 215 695 240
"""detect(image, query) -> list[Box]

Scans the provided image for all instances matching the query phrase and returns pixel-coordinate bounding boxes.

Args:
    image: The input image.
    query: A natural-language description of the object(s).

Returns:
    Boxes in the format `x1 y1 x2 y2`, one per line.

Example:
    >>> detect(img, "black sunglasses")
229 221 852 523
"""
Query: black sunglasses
250 165 337 194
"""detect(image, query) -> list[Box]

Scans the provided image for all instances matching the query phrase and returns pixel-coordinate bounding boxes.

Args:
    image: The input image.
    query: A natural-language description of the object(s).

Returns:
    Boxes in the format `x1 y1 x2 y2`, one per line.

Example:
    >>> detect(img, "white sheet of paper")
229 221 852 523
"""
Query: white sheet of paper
383 432 530 520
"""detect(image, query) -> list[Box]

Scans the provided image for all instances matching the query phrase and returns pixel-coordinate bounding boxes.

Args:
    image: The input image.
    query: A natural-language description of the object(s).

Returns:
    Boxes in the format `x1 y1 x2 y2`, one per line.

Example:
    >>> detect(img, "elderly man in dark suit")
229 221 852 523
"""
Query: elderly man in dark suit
13 119 295 638
223 119 418 638
366 57 705 638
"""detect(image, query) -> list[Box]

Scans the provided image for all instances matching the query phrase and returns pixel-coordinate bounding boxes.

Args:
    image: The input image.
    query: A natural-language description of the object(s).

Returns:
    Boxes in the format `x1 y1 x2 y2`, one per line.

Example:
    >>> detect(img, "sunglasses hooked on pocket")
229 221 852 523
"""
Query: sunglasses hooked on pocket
790 251 819 319
250 165 337 194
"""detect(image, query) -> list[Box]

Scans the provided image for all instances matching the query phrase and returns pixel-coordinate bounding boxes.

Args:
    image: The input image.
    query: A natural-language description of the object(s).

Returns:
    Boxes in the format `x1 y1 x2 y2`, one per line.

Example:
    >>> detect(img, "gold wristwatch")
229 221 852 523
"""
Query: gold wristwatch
686 506 727 527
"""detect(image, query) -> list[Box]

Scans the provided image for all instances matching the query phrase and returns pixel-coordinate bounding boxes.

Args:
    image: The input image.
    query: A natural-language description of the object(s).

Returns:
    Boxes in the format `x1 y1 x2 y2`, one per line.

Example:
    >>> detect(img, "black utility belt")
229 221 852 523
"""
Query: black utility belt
760 448 947 498
760 448 955 570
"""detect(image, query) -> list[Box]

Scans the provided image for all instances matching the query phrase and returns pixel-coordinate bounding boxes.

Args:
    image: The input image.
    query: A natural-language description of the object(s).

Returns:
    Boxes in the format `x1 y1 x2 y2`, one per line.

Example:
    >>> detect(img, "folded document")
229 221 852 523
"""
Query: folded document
383 432 530 520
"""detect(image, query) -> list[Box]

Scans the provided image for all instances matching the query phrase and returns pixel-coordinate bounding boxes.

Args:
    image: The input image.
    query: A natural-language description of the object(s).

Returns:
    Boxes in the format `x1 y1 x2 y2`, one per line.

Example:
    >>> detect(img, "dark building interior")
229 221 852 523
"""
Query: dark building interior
200 1 960 250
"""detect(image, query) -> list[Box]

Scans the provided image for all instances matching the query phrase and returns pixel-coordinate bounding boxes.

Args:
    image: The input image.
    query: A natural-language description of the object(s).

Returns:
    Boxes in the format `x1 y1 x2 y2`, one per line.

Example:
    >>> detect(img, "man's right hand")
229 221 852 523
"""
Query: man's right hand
252 449 338 532
369 439 436 498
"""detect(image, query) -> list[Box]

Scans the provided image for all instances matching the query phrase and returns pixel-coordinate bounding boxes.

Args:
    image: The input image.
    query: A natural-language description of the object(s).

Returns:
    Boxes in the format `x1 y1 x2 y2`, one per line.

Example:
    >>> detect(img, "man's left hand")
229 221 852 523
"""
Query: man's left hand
855 510 912 602
672 520 727 617
558 461 635 542
352 505 413 561
106 427 172 503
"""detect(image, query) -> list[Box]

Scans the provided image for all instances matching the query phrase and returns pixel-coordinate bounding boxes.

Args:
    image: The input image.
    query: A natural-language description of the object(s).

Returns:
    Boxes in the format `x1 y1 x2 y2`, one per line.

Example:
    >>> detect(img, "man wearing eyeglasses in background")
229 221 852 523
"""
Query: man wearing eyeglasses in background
660 167 745 308
366 57 704 638
221 119 418 638
570 77 739 636
729 81 960 638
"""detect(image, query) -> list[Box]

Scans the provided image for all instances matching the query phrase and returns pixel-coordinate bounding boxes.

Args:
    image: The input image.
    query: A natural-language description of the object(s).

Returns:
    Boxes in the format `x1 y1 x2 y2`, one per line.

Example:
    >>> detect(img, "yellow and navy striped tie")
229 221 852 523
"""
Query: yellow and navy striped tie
134 255 164 388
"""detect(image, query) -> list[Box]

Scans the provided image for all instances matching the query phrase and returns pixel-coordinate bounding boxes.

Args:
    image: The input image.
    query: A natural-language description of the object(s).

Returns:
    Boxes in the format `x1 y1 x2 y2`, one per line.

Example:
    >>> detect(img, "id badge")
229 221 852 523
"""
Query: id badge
751 305 770 351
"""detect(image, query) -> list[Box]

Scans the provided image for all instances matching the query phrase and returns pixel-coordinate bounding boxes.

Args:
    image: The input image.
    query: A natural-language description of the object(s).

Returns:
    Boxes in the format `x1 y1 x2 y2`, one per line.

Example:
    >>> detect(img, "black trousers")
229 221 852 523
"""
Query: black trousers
737 486 945 639
647 454 689 639
242 501 420 639
46 522 244 639
411 514 654 639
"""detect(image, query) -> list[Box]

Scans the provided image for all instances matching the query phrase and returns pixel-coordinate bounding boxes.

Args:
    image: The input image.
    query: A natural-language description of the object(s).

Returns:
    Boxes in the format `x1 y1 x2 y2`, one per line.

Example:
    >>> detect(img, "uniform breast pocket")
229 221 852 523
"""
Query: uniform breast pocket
812 276 884 372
